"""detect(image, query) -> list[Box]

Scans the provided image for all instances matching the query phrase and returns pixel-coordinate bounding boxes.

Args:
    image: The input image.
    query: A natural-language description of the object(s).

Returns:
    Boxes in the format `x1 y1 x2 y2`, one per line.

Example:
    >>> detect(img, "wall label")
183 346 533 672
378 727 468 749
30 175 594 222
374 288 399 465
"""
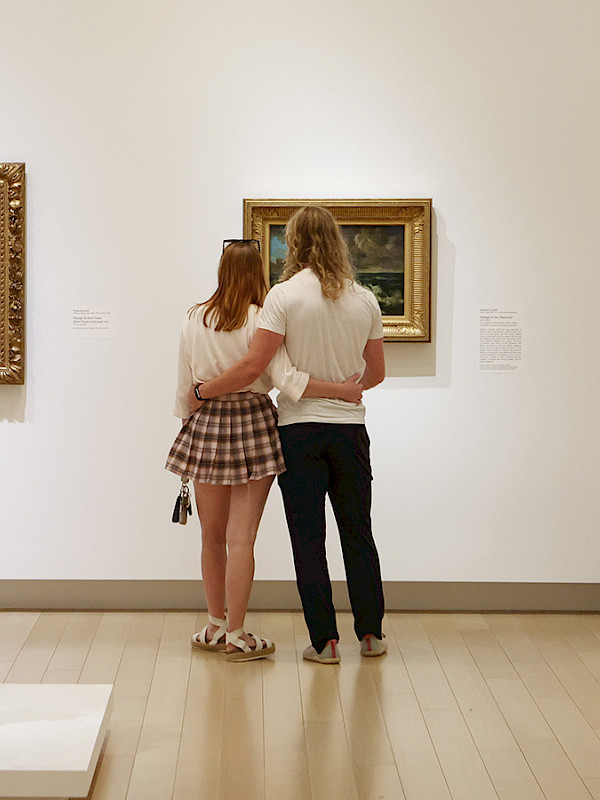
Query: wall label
72 308 116 338
480 308 522 371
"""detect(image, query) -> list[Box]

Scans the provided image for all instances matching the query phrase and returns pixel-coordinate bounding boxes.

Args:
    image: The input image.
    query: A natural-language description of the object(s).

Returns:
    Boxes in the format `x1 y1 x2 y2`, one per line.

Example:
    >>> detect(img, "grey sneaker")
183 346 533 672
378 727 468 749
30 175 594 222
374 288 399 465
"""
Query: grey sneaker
360 634 387 657
302 639 340 664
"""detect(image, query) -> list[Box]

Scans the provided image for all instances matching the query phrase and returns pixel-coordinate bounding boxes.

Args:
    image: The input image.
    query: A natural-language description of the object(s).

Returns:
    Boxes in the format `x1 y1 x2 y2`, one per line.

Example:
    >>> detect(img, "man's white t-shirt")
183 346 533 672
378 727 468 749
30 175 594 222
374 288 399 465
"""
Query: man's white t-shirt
259 268 384 426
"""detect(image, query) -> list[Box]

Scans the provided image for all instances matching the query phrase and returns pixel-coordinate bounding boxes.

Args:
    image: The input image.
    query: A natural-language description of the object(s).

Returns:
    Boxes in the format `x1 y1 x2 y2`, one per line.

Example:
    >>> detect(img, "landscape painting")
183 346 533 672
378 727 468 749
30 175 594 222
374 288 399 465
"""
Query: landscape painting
244 199 431 342
269 223 405 316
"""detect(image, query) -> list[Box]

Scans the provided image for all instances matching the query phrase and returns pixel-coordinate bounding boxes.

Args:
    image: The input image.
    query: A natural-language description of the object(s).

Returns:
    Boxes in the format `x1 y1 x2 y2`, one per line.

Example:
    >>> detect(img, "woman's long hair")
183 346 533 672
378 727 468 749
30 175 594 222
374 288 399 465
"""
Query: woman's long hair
281 206 355 299
190 241 268 331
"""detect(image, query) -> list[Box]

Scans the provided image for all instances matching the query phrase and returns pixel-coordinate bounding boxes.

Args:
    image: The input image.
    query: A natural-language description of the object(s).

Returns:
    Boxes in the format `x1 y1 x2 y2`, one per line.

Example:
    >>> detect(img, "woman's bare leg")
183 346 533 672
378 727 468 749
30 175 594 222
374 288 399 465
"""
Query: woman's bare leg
194 482 231 637
225 476 274 647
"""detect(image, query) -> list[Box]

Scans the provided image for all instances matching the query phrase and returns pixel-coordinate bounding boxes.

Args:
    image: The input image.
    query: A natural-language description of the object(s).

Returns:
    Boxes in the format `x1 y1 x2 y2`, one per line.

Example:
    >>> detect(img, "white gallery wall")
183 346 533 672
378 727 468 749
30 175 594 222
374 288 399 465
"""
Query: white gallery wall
1 0 599 584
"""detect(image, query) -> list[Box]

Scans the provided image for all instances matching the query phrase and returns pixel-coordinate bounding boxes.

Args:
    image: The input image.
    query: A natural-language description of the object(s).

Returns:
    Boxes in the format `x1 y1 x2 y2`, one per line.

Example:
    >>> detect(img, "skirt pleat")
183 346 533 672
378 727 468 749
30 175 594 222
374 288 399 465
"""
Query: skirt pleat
165 391 285 485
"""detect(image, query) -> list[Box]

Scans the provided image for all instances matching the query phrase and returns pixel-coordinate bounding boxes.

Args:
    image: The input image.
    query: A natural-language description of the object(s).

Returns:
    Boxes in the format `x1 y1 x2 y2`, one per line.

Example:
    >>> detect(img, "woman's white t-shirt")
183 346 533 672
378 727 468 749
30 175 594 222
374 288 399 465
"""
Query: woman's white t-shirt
173 304 309 418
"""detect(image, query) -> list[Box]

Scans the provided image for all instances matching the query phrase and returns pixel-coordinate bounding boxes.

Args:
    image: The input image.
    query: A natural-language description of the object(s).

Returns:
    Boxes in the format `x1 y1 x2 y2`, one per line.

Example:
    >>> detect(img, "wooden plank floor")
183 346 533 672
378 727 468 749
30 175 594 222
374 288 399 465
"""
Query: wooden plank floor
2 612 600 799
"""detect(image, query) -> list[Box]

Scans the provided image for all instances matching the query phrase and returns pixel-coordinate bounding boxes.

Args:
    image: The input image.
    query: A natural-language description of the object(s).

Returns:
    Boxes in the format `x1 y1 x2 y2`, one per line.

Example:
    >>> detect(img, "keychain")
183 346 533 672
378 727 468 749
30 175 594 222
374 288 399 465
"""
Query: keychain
172 479 193 524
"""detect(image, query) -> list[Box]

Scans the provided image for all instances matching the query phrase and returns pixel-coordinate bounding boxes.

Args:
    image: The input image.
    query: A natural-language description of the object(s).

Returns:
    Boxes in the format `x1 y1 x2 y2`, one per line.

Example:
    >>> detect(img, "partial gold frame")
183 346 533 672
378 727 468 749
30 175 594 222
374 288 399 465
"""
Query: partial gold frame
243 198 431 342
0 163 25 384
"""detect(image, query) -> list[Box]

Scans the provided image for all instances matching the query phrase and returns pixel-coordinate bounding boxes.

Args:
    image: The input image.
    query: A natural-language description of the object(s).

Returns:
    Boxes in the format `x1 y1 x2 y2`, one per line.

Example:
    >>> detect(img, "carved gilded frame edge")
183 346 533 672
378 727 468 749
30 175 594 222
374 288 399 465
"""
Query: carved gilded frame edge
243 198 431 342
0 163 25 384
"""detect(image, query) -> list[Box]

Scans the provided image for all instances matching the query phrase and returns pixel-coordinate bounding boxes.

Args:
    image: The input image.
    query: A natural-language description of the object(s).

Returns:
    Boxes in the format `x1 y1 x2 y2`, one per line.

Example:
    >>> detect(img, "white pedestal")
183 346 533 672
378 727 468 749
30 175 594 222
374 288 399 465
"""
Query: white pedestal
0 684 113 798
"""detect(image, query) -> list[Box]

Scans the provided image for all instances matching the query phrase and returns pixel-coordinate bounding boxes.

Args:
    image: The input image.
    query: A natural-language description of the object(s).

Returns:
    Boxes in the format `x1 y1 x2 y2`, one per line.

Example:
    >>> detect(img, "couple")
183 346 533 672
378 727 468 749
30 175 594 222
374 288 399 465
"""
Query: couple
166 206 386 664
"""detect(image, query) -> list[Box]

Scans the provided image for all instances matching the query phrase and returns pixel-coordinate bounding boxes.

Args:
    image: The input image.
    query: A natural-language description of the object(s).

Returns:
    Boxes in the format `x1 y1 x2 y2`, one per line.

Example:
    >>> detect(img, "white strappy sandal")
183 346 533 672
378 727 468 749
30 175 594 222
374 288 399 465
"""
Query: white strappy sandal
225 627 276 662
191 614 227 652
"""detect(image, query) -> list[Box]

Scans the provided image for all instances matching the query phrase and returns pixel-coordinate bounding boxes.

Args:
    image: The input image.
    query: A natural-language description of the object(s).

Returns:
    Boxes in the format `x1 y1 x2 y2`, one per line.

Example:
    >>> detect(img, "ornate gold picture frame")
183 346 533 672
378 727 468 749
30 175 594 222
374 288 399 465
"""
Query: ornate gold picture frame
0 163 25 384
243 198 431 342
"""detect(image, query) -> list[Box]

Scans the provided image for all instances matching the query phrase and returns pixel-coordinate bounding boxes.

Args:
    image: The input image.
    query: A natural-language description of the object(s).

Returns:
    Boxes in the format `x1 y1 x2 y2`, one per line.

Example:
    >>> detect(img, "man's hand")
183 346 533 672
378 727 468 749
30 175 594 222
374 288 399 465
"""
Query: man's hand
338 373 364 404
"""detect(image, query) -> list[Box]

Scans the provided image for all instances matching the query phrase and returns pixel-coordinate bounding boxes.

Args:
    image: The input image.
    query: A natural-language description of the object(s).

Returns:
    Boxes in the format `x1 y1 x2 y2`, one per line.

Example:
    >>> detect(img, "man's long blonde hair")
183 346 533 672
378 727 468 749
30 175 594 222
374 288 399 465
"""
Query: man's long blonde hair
281 206 355 299
190 241 268 331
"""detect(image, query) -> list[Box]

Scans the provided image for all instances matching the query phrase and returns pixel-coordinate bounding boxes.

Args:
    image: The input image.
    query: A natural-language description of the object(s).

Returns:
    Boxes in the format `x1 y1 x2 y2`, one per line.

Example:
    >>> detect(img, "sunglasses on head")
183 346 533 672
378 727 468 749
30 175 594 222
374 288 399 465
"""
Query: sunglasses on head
222 238 261 253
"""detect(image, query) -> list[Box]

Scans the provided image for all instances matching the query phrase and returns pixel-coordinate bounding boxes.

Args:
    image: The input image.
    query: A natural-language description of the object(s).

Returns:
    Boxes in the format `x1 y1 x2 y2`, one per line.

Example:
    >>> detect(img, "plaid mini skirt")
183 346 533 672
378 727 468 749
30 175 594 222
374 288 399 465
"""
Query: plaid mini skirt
165 391 285 485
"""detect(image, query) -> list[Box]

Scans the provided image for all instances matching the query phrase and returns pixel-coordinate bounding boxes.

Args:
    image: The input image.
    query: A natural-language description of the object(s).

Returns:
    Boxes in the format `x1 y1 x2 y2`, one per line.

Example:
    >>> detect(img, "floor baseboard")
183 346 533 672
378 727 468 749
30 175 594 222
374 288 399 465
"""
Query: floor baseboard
1 580 599 611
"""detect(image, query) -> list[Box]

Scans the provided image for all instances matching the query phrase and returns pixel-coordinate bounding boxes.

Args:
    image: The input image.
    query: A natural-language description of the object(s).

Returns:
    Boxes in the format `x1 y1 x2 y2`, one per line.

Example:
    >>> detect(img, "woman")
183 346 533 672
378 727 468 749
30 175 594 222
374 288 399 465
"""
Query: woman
186 210 386 664
166 239 362 662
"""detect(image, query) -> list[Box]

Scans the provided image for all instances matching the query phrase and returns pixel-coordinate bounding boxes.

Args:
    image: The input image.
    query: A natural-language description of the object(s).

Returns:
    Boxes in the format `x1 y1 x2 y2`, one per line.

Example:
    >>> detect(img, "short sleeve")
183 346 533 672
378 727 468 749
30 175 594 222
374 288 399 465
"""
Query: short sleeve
367 292 384 339
258 285 287 336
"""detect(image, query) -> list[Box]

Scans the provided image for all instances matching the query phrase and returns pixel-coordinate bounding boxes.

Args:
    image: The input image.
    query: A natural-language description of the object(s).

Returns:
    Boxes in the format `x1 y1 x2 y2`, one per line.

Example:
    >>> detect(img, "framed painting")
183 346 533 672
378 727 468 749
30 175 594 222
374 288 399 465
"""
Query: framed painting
0 163 25 384
243 198 431 342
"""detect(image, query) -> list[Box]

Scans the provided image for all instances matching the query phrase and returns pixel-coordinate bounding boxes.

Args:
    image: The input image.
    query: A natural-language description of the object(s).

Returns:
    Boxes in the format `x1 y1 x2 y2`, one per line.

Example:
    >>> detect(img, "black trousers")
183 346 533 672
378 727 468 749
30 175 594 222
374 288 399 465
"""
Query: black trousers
278 423 385 653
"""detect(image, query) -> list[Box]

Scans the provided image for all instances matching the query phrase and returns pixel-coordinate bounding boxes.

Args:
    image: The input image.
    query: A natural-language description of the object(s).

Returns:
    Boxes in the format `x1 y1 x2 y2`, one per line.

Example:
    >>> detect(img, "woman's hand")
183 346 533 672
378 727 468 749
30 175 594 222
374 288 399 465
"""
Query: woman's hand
338 373 364 404
186 384 204 415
